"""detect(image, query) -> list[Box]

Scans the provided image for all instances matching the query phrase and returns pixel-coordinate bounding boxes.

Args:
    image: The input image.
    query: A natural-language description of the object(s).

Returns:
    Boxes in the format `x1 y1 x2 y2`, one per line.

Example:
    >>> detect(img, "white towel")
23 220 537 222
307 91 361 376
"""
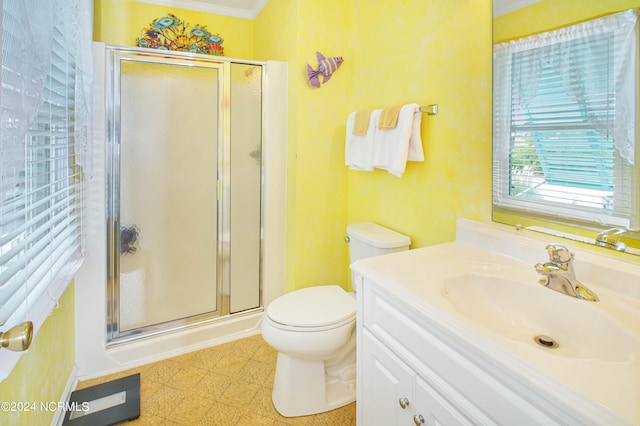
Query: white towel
345 109 380 171
372 103 424 177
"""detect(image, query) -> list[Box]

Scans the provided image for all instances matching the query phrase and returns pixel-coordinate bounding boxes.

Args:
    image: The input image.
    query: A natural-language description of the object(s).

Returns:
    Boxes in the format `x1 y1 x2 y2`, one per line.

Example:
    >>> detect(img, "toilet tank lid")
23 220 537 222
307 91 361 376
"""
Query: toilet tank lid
347 222 411 249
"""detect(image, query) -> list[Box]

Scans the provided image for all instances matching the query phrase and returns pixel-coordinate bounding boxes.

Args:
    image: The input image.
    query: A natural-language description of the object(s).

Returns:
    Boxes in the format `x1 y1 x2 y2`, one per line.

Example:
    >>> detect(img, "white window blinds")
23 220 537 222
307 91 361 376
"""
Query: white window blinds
0 0 90 337
493 9 638 229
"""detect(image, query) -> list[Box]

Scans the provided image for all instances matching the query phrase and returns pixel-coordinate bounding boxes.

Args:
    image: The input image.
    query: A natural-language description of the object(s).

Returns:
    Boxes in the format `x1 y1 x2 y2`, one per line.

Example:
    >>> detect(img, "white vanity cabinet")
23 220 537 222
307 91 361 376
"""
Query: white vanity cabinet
361 329 474 426
355 274 582 426
360 329 416 425
353 219 639 425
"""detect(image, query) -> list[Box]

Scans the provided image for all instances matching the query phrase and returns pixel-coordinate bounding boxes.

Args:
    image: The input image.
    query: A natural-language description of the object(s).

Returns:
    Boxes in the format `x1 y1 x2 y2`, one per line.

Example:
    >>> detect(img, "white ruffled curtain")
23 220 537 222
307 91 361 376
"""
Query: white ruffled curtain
0 0 93 197
494 9 637 165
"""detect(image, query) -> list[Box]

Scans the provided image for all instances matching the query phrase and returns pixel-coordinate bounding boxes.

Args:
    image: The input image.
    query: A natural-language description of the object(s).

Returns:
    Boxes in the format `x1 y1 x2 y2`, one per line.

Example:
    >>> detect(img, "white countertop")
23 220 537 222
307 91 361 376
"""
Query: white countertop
352 219 640 425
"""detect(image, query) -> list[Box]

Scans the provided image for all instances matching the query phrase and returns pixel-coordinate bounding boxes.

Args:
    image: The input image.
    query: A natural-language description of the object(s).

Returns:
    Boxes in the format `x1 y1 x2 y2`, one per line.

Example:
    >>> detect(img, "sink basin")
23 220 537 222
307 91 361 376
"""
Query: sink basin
439 262 640 362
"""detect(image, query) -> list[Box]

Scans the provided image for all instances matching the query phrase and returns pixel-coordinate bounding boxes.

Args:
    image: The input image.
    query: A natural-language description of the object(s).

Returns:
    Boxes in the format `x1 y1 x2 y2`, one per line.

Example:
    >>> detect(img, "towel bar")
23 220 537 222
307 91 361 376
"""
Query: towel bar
418 104 438 115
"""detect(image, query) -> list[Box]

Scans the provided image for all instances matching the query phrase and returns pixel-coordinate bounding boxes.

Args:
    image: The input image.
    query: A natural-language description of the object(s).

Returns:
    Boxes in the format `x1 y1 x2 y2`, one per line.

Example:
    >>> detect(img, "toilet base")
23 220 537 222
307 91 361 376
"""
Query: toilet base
271 352 356 417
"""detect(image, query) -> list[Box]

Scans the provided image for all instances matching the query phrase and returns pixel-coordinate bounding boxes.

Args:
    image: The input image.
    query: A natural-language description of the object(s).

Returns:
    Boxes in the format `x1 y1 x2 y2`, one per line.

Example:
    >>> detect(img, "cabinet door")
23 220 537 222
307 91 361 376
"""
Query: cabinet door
414 376 480 426
361 330 416 426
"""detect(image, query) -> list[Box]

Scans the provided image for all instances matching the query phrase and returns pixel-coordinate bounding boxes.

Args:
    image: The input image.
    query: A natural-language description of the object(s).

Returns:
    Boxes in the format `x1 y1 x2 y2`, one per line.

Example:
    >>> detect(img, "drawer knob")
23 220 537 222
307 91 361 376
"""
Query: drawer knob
413 414 425 425
398 397 410 409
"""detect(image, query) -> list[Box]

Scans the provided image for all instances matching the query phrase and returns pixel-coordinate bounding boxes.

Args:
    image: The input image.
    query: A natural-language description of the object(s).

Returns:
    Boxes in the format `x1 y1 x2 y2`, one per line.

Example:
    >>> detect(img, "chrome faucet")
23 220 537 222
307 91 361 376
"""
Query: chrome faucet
534 244 599 302
595 228 627 252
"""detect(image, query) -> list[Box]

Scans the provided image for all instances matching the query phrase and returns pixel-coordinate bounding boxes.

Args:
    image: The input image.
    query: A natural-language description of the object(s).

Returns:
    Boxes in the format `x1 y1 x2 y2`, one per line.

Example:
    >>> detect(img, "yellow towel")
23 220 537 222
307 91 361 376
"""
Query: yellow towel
352 110 372 135
378 104 403 130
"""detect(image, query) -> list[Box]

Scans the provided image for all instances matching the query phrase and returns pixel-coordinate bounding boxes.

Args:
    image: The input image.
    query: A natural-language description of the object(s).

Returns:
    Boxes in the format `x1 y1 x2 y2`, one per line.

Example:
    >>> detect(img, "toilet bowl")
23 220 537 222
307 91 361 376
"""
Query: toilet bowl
261 222 411 417
261 285 356 417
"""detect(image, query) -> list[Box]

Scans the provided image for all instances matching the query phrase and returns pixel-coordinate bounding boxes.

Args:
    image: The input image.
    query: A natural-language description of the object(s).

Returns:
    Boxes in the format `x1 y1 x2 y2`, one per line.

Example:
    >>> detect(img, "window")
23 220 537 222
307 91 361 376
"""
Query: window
0 0 91 377
493 9 638 229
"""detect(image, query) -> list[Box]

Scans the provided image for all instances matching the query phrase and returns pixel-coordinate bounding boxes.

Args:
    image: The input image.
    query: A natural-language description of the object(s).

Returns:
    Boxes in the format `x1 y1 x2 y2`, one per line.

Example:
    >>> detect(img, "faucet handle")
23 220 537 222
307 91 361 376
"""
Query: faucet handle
534 262 557 284
595 228 627 251
545 244 574 264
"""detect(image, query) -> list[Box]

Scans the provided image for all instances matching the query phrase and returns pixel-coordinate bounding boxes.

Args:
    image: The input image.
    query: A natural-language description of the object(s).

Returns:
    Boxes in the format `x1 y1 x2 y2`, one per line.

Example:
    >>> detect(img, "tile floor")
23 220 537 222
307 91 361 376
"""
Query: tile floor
76 334 356 425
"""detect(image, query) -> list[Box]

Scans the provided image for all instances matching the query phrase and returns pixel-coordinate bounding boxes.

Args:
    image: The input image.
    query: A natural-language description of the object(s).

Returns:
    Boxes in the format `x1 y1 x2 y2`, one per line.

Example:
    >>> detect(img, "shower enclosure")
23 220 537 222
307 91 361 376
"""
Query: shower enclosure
106 46 263 343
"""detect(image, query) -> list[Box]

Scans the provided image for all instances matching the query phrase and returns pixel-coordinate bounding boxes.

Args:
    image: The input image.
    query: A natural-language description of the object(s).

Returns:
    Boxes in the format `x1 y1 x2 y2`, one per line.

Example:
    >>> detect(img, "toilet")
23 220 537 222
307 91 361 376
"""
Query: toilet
261 222 411 417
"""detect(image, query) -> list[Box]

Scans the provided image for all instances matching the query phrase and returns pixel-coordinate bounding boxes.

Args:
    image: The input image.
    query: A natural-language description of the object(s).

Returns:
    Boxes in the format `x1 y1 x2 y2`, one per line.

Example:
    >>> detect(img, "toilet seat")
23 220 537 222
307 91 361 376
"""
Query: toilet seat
266 285 356 331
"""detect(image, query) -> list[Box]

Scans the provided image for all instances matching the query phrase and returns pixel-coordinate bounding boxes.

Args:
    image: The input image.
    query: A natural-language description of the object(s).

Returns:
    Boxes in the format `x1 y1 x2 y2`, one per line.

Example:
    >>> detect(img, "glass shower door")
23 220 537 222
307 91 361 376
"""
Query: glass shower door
111 54 222 338
228 63 263 313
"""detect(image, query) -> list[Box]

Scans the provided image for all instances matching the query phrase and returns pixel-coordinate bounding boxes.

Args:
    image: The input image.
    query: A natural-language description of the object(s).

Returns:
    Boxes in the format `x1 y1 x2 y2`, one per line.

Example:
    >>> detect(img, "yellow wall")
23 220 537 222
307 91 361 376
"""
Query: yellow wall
0 285 75 425
494 0 640 42
256 0 354 292
348 0 493 249
255 0 493 291
293 2 353 291
95 0 254 58
96 0 492 294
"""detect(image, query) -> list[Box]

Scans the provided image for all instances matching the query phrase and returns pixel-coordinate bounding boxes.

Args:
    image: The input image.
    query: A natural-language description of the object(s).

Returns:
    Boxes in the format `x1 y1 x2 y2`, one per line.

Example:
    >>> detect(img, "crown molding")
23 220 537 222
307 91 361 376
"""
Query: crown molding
250 0 269 18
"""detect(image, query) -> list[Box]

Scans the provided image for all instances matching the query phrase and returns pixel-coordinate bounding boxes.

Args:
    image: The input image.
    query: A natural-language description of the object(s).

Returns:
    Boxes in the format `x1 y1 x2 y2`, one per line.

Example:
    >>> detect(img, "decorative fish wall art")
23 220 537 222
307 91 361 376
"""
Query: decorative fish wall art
306 51 344 88
136 13 224 56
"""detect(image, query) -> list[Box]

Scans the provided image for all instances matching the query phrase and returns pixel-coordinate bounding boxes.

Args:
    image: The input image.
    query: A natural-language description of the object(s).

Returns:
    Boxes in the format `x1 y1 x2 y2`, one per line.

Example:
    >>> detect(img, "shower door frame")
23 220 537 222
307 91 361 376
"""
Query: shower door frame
105 46 265 345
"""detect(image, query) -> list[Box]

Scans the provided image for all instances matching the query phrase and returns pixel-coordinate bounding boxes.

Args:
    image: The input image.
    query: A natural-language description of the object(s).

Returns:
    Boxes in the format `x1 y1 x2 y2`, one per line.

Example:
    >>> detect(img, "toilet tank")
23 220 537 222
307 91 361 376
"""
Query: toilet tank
346 222 411 264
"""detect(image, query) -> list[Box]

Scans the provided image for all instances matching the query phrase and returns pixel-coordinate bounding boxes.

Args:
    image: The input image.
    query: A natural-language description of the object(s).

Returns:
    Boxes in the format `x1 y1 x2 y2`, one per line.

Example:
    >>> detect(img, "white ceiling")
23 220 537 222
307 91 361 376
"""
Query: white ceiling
138 0 540 20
